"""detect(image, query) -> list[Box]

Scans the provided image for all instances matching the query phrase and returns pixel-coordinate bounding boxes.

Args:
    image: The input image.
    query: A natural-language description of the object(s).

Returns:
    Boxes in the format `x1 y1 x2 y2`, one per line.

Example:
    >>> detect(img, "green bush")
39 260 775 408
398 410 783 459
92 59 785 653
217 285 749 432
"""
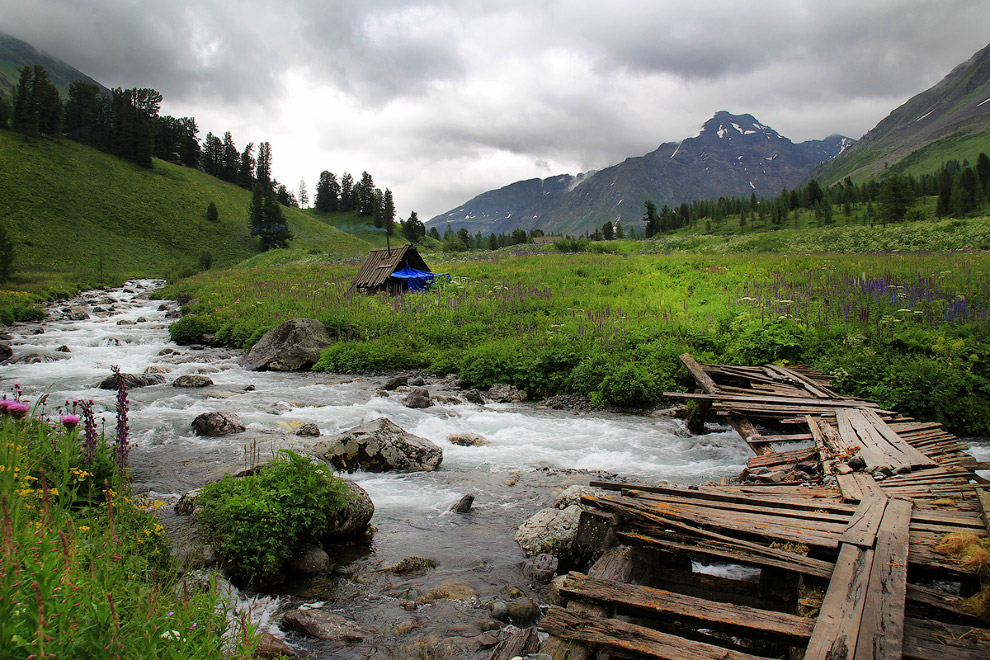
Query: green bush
599 362 661 407
312 339 419 372
194 451 348 581
168 314 218 344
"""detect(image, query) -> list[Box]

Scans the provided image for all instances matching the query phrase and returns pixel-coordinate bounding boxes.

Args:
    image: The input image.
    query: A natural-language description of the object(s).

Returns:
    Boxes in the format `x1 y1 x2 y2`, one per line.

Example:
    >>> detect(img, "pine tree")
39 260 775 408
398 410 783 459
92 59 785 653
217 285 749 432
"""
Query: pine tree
615 221 625 239
10 66 34 133
0 96 10 129
221 132 239 182
206 201 219 222
877 175 912 226
340 173 354 211
402 211 425 242
315 171 339 212
643 200 659 237
298 178 309 208
358 172 375 215
382 189 395 233
248 183 292 250
255 142 272 188
977 153 990 195
937 169 953 217
602 221 614 240
238 142 256 189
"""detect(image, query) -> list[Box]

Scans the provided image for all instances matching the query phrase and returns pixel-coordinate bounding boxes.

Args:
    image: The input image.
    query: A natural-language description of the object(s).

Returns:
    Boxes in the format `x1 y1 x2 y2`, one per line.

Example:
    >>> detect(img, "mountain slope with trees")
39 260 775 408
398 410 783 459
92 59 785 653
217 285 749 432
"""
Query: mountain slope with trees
812 41 990 185
428 112 852 236
0 129 373 280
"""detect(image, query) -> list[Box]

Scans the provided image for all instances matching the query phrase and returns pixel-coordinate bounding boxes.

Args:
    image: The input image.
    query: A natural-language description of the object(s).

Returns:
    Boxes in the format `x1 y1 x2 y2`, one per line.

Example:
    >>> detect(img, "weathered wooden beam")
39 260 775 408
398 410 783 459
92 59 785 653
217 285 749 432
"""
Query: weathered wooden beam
804 543 874 660
557 572 816 641
540 607 778 660
854 497 913 659
839 495 888 548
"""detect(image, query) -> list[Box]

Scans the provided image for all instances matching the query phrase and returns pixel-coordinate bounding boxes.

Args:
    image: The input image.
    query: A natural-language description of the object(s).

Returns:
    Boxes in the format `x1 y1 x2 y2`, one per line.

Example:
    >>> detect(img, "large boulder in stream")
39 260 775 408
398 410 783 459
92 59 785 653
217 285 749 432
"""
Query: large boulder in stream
5 349 71 365
242 318 332 371
97 372 166 389
313 417 443 472
190 411 246 436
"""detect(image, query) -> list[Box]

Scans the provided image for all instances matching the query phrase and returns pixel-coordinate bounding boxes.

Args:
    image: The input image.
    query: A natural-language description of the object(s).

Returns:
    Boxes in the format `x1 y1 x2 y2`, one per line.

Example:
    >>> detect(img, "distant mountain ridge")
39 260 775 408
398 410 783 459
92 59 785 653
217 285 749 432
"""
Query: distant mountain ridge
0 31 108 98
429 111 853 236
812 41 990 185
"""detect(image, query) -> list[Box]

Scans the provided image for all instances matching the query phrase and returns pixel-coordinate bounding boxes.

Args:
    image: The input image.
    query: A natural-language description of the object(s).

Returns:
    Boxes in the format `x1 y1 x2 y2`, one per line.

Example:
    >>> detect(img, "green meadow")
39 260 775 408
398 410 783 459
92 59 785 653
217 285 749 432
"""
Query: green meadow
162 248 990 437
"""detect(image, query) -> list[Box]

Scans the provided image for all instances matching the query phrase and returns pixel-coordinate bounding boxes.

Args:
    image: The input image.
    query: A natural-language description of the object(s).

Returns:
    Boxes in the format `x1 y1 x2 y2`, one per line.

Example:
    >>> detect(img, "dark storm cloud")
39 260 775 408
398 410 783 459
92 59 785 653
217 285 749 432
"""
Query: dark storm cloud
0 0 987 218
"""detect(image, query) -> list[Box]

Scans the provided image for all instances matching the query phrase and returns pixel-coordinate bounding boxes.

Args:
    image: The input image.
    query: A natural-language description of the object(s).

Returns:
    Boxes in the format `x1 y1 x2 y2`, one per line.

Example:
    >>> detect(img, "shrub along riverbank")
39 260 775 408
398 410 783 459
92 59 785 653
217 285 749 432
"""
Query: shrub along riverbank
161 250 990 436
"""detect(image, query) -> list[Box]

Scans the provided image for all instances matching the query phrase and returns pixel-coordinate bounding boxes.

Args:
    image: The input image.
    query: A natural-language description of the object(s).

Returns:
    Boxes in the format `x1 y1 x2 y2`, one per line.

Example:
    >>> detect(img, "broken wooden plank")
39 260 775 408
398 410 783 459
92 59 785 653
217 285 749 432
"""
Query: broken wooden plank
804 543 874 660
539 606 778 660
902 617 990 660
854 497 913 659
839 495 888 548
667 391 882 409
616 531 834 580
558 572 816 641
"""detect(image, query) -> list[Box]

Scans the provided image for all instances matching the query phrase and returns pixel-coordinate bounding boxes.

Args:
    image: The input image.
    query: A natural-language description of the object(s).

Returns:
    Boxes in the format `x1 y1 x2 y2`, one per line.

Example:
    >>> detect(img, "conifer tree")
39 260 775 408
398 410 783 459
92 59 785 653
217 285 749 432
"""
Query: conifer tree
238 143 255 189
255 142 272 189
0 221 14 283
298 178 309 208
643 200 659 237
340 173 354 211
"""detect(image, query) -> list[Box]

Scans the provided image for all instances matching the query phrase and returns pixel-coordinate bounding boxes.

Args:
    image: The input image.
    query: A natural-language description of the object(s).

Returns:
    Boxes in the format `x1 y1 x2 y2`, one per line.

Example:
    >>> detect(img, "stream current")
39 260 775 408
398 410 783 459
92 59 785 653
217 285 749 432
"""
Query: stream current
1 279 754 658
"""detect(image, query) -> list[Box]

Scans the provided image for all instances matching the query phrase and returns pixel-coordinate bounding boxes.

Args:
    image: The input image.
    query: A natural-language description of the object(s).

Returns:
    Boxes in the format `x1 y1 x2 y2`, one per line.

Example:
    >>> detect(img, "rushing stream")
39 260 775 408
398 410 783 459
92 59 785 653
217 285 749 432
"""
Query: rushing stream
1 279 754 658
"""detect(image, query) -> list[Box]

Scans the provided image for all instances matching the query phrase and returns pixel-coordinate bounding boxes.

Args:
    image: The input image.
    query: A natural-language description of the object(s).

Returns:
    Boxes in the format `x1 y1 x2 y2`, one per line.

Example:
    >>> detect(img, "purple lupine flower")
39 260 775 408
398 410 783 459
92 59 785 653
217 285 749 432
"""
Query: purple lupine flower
112 366 130 469
81 401 98 465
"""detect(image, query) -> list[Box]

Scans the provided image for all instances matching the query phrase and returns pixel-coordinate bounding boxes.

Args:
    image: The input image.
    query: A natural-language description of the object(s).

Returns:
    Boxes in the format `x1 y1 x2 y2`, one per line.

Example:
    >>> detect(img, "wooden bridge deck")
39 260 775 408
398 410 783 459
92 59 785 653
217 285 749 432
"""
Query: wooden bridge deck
491 354 990 660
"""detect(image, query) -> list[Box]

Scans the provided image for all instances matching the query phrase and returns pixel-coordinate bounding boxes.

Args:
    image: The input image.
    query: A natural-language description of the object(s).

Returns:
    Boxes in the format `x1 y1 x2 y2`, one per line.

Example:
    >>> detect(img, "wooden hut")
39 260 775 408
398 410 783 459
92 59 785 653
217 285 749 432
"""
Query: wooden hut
348 244 444 294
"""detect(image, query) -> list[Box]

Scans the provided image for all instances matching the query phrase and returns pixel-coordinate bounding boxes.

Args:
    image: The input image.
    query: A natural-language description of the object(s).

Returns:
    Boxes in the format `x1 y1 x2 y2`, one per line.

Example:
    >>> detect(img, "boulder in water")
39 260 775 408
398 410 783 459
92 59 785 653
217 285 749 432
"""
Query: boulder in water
190 411 246 436
402 387 432 409
0 343 11 362
295 422 321 437
68 306 90 320
314 417 442 472
281 608 366 643
172 374 214 388
97 372 166 389
448 432 487 447
284 543 329 576
242 318 332 371
4 349 70 365
515 505 582 559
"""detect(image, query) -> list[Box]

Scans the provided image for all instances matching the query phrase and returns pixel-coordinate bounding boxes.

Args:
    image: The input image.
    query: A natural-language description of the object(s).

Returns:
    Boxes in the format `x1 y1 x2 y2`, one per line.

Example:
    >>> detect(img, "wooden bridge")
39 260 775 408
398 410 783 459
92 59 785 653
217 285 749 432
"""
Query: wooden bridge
491 355 990 660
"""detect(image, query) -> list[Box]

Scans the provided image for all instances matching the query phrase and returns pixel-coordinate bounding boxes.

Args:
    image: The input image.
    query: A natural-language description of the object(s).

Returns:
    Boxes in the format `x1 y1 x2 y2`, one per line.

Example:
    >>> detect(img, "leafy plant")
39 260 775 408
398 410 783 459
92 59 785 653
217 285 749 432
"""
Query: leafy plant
194 450 348 581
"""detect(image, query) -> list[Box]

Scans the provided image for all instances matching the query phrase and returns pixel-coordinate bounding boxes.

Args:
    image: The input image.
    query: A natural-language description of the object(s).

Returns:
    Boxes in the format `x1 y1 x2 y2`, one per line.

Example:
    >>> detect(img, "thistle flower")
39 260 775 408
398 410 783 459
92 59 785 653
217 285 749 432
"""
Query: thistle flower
61 414 81 429
7 402 29 419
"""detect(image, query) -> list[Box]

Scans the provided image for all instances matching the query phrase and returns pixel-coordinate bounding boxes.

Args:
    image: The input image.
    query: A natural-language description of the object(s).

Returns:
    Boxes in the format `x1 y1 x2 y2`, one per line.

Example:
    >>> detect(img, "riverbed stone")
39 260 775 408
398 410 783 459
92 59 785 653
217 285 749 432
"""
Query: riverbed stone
506 597 541 625
190 410 246 436
488 383 527 402
255 632 296 658
172 374 214 388
448 432 487 447
284 543 330 576
383 375 407 390
282 608 365 643
242 318 333 371
515 505 582 559
295 422 321 437
403 387 433 409
0 343 12 361
68 306 90 320
386 556 437 575
462 389 485 404
522 553 559 583
314 417 443 472
6 349 71 365
97 372 165 389
450 493 474 513
552 484 604 509
321 480 375 539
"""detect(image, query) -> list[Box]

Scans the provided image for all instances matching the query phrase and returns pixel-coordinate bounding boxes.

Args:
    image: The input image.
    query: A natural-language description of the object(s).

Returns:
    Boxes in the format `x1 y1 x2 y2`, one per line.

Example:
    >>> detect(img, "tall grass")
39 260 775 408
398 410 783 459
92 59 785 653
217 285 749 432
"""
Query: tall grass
0 381 261 659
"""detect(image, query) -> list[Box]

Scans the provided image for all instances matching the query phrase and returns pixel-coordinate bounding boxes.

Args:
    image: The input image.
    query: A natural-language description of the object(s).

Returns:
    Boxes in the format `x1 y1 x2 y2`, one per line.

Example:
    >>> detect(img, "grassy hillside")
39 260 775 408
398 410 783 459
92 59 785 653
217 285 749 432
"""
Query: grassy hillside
0 129 373 283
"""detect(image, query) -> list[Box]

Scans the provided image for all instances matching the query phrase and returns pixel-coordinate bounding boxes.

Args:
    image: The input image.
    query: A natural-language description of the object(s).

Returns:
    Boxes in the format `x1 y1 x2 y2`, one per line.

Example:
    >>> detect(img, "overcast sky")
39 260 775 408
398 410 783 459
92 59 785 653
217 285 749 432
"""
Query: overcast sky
2 1 988 220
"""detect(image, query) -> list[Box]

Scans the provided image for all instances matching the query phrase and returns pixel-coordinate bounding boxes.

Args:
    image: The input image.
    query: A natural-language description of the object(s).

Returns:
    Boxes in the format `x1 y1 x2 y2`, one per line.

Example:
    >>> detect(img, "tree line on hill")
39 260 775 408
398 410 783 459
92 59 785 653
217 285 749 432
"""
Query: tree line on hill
0 64 402 253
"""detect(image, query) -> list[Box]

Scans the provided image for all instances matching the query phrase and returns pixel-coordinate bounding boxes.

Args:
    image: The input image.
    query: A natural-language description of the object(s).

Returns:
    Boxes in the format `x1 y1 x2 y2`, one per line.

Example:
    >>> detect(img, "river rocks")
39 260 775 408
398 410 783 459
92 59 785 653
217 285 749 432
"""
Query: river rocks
462 389 485 404
403 387 433 409
487 383 527 403
522 553 559 583
383 375 407 390
190 411 246 436
515 504 582 559
314 417 443 472
284 543 329 576
116 319 136 326
5 349 71 365
68 306 90 320
145 365 171 374
321 480 374 539
0 343 11 361
552 484 605 509
295 422 321 437
174 488 201 514
172 374 214 388
448 432 487 447
282 608 365 643
505 597 541 625
450 493 474 513
385 556 437 575
255 632 296 658
97 372 165 389
242 318 333 371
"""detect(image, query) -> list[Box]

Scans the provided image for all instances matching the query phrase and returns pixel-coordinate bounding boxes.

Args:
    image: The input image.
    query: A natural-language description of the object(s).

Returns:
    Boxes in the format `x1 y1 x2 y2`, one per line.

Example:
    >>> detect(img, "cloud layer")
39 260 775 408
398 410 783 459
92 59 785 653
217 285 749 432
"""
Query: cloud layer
2 0 987 219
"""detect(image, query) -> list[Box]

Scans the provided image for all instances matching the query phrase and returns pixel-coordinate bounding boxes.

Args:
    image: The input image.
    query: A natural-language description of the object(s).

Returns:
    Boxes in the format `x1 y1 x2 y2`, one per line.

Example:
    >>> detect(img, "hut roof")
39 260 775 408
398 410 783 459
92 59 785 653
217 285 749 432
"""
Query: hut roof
349 244 432 291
